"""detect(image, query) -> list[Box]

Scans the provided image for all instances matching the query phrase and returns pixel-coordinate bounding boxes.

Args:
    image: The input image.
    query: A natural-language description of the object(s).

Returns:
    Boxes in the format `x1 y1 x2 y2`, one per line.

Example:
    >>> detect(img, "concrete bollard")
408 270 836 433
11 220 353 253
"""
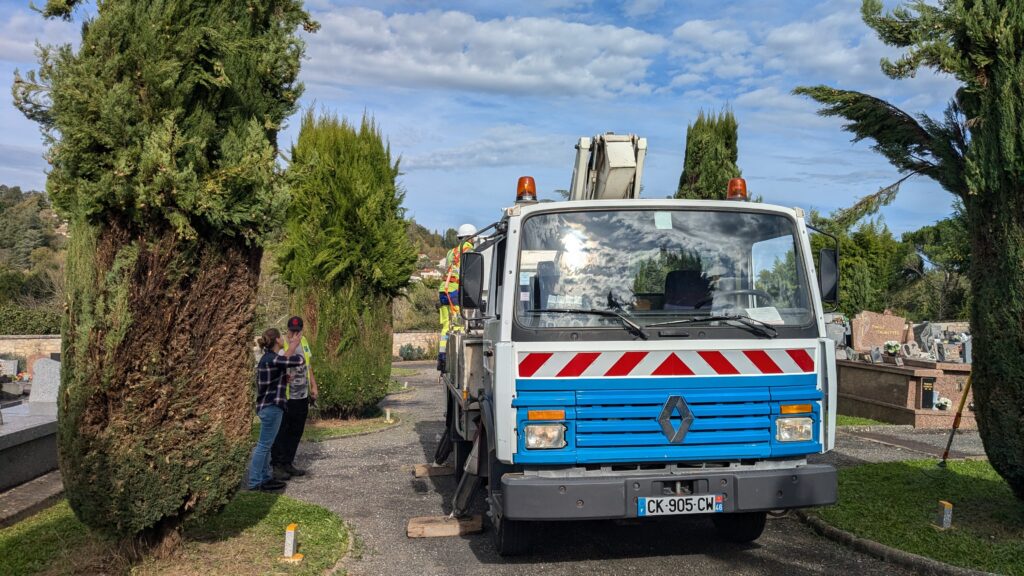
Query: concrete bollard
935 500 953 530
385 408 393 423
280 523 304 563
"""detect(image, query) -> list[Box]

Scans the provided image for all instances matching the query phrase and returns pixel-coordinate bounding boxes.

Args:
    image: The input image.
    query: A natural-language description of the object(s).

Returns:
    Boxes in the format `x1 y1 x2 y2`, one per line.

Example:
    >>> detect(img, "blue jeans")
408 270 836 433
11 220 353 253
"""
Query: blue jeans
248 405 284 488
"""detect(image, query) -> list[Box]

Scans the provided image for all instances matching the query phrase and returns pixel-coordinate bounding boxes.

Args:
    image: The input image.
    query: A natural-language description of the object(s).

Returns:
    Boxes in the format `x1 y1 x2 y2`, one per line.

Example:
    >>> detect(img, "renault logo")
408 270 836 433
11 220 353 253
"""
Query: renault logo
658 395 693 443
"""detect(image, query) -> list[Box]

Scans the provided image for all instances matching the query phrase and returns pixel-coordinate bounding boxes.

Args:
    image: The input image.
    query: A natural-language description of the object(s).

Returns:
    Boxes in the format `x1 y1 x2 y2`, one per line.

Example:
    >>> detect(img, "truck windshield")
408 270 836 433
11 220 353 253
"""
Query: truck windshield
516 209 814 330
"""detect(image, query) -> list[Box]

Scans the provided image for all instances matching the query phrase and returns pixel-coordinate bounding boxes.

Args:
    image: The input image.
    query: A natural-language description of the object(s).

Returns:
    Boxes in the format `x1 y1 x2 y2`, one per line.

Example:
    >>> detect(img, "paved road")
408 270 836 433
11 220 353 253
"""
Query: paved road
285 361 913 576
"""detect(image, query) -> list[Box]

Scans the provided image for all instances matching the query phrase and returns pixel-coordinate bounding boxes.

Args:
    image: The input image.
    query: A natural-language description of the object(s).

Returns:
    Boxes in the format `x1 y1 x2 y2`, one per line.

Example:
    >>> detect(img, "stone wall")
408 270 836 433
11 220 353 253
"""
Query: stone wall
0 335 61 375
392 331 438 358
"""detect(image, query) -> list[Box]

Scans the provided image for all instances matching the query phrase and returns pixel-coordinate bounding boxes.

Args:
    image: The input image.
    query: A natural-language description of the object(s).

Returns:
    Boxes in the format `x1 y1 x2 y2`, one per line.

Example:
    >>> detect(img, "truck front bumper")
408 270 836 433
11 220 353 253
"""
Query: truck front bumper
501 464 836 520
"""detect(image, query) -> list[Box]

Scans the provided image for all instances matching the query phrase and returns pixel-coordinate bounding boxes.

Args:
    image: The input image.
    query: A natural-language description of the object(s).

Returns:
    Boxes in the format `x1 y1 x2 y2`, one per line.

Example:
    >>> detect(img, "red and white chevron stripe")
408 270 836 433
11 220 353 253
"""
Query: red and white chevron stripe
517 349 815 378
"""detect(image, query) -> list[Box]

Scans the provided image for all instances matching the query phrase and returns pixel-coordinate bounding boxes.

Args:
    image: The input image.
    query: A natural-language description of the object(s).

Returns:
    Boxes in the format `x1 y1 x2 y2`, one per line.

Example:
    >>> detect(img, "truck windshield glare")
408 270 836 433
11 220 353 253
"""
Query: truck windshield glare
516 209 813 330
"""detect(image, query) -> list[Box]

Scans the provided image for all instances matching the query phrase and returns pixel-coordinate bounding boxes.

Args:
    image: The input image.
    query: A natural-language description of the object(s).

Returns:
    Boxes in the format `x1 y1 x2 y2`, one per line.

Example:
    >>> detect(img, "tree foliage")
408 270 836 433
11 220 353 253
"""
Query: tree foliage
0 185 64 306
13 0 313 552
797 0 1024 498
279 111 416 417
675 109 742 200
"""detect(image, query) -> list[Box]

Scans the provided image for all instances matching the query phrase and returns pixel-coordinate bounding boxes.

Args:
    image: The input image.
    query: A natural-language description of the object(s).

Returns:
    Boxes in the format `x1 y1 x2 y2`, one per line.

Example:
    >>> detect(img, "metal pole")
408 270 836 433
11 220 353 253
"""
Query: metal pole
938 375 972 468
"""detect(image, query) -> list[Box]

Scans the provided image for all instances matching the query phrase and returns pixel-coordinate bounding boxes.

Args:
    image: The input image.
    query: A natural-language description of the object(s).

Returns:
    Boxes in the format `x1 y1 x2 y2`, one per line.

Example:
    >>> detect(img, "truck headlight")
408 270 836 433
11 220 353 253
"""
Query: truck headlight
524 424 567 449
776 417 813 442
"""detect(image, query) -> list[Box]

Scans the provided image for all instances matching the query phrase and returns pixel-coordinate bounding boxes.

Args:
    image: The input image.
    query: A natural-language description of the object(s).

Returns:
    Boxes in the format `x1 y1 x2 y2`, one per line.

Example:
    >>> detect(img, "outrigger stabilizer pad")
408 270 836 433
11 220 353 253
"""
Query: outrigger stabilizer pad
407 515 483 538
413 464 454 478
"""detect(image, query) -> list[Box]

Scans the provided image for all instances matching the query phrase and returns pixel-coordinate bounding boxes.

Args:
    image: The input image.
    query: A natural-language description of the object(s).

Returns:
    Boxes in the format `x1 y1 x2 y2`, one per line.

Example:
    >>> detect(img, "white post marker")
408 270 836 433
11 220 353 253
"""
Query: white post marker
280 523 304 564
385 408 393 423
935 500 953 530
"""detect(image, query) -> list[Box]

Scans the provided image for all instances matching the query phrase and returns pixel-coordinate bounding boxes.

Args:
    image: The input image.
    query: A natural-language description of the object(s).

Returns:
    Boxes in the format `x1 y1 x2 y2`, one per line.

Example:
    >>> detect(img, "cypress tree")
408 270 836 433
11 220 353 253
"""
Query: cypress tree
797 0 1024 498
675 109 742 200
278 111 416 417
12 0 314 552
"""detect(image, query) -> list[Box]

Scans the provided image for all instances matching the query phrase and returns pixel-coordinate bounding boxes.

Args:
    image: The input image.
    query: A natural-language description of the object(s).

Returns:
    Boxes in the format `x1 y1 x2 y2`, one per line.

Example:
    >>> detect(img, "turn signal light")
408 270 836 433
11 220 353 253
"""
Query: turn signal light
527 409 565 421
726 178 748 200
517 176 537 202
780 404 812 414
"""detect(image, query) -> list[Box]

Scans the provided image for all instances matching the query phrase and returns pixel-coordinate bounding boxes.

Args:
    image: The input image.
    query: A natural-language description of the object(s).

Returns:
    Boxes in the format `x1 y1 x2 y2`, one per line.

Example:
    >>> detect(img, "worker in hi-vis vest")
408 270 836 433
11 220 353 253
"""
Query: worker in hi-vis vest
437 223 477 372
271 316 318 481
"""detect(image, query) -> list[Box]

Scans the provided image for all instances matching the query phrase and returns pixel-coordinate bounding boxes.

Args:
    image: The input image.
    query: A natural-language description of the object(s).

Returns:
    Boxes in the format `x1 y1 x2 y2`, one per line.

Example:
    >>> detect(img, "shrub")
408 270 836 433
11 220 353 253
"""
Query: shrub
0 304 61 335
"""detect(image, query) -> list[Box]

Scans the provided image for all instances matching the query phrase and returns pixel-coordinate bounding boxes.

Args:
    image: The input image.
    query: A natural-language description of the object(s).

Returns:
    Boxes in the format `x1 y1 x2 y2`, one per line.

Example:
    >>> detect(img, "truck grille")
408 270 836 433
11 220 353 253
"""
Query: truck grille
573 388 772 463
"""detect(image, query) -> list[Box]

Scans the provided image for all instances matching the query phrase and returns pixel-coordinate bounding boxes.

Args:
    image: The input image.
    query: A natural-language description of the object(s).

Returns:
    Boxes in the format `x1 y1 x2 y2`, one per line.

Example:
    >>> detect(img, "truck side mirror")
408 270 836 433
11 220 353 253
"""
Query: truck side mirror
459 252 485 311
818 248 839 305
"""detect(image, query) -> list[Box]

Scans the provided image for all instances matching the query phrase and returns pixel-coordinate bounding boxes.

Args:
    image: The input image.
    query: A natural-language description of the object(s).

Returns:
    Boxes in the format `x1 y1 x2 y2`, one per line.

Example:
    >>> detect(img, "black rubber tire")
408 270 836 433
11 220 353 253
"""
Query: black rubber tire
491 512 529 556
486 445 529 556
712 511 767 543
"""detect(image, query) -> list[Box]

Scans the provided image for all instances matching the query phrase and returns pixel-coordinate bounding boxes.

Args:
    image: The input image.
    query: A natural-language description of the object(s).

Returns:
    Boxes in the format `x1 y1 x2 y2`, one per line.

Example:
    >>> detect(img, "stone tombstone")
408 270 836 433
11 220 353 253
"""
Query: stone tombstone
28 358 60 416
851 311 911 351
914 322 945 355
0 359 17 377
962 337 972 364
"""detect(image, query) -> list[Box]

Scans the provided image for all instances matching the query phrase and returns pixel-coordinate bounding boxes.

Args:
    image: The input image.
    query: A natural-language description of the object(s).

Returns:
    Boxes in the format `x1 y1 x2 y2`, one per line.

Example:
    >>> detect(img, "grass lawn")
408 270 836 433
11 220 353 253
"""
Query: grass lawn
815 460 1024 575
387 379 415 395
0 492 346 576
391 367 419 378
249 410 399 443
302 413 399 442
835 414 886 427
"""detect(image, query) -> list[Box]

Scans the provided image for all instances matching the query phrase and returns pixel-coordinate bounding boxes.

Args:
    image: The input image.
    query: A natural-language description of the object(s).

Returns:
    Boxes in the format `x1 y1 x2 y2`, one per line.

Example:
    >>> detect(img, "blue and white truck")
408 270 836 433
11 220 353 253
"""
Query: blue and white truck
439 133 839 555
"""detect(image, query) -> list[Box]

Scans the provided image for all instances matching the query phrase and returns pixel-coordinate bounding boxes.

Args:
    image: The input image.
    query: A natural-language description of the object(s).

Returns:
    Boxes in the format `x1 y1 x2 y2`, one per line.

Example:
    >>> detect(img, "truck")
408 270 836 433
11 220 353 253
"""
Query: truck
437 133 840 555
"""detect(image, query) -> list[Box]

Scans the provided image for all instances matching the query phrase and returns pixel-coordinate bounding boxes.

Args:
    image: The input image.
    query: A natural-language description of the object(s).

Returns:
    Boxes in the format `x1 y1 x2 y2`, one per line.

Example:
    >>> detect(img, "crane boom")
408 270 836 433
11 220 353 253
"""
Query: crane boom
568 133 647 201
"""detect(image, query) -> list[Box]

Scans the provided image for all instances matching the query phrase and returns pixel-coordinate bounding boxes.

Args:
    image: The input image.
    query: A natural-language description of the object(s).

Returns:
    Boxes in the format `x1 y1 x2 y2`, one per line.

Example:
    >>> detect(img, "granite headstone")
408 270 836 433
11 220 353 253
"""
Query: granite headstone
28 358 60 416
851 311 911 351
0 359 17 377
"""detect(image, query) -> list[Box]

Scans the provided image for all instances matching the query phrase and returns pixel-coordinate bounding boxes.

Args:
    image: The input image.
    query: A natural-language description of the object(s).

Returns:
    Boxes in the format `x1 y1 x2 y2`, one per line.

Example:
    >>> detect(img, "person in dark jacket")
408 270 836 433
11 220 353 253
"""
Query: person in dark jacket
248 328 304 491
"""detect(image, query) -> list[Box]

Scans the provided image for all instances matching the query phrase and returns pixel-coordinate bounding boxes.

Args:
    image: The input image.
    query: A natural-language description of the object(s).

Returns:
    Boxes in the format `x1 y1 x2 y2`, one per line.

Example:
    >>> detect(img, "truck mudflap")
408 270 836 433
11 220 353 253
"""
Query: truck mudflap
500 464 836 520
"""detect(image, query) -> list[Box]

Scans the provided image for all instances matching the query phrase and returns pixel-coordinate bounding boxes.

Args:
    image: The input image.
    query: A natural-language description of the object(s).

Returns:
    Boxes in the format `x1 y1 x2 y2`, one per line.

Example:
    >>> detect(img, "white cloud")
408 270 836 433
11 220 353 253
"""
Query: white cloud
669 72 703 87
0 10 78 64
402 124 570 171
623 0 665 19
673 20 750 54
302 7 668 97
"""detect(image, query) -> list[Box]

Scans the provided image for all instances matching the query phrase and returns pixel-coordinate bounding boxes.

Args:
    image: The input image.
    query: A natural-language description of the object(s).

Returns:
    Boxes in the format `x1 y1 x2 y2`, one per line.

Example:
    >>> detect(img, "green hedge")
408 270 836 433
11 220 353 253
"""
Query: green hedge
0 304 61 335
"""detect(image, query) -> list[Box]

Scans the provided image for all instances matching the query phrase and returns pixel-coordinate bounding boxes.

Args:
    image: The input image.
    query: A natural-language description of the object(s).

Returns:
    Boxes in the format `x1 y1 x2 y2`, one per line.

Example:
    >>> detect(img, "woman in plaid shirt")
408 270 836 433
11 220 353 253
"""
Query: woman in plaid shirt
248 328 305 491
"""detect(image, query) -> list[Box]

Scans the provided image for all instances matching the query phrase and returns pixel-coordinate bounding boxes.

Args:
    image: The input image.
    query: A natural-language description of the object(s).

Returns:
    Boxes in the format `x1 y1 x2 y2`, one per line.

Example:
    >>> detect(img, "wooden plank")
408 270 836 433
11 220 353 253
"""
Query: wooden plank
413 464 454 478
407 515 483 538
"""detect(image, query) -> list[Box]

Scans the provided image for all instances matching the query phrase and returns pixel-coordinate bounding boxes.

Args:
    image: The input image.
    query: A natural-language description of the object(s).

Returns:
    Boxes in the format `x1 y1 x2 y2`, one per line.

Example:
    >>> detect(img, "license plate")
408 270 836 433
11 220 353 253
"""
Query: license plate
637 494 723 517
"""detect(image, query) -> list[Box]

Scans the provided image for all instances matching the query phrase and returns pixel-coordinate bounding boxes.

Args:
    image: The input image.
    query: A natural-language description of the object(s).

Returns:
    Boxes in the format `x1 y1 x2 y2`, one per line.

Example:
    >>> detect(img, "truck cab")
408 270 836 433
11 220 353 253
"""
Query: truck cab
441 136 839 555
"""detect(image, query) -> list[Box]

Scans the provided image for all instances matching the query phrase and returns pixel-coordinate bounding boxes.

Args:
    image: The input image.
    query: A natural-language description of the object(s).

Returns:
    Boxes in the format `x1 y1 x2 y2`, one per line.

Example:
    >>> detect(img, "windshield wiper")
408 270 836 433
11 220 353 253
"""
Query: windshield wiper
646 314 778 339
534 308 649 340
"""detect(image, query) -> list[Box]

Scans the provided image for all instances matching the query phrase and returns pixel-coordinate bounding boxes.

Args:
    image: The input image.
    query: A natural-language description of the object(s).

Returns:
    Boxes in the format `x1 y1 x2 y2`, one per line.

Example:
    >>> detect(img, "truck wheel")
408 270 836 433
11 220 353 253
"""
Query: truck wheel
491 512 529 556
486 445 529 556
712 511 767 543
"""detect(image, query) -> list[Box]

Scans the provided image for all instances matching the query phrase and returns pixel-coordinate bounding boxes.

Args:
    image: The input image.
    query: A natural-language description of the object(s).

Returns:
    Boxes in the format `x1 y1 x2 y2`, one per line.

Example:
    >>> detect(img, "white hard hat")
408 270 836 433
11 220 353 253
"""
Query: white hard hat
457 223 477 238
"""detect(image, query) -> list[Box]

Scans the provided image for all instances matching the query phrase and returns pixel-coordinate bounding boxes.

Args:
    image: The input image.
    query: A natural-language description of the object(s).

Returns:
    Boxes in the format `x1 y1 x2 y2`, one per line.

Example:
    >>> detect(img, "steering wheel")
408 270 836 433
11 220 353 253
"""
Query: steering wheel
694 289 774 309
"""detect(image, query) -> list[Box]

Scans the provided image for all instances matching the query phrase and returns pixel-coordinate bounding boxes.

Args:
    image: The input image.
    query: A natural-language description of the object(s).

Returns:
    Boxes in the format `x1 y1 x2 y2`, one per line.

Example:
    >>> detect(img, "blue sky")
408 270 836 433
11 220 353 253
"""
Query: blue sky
0 0 961 235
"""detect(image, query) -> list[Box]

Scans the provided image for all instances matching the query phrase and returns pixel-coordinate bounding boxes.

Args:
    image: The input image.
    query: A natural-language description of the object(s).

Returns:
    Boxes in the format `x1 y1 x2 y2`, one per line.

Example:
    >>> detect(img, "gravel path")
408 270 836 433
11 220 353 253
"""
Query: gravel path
283 361 917 576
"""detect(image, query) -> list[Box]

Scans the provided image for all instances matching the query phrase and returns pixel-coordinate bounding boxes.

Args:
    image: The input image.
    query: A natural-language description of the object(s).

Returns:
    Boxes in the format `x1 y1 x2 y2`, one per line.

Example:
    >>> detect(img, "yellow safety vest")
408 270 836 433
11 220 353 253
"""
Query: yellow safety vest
281 336 312 400
441 241 474 294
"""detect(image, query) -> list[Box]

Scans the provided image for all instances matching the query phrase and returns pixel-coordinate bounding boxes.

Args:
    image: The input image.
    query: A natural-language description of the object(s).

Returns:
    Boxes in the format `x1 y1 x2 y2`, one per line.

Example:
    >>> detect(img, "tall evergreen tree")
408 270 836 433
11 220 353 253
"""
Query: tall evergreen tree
797 0 1024 498
12 0 314 553
278 111 416 417
675 109 742 200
